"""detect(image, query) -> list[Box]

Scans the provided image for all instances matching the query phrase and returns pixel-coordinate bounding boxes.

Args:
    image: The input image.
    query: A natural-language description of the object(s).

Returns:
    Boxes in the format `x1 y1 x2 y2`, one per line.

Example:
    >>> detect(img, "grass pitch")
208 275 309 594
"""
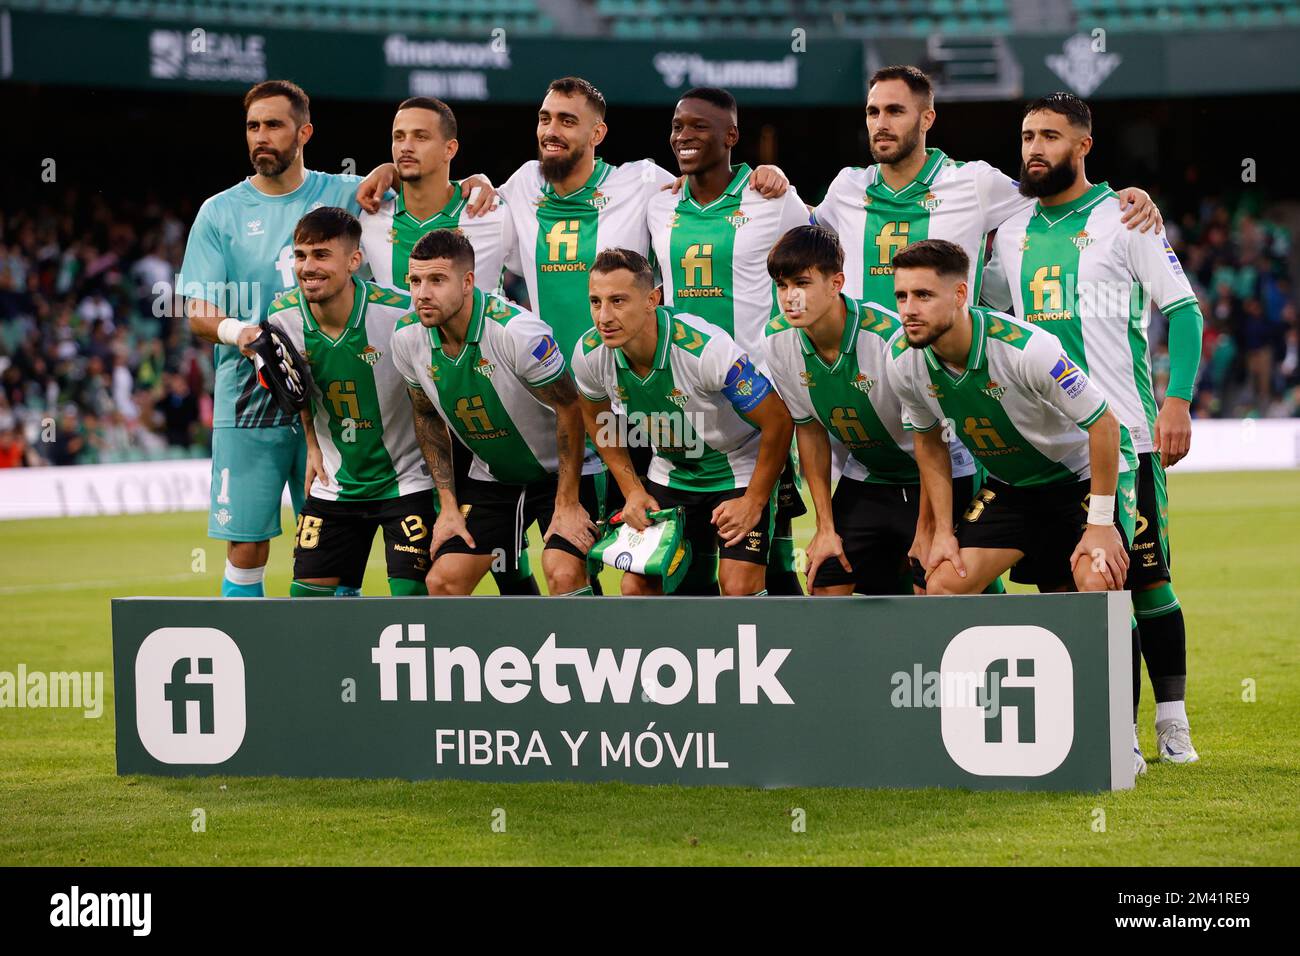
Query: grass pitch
1 470 1296 865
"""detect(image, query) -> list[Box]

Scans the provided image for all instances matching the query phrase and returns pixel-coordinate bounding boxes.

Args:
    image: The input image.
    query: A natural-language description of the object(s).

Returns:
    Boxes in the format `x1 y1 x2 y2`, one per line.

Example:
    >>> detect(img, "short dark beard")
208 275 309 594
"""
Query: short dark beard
904 315 953 350
1018 155 1079 198
539 145 582 183
250 143 296 178
870 118 922 166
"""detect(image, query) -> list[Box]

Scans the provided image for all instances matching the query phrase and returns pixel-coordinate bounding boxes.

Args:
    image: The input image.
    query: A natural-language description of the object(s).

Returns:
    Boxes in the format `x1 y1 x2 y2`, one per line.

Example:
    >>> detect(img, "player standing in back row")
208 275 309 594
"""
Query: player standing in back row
987 92 1204 768
646 86 811 595
358 96 540 596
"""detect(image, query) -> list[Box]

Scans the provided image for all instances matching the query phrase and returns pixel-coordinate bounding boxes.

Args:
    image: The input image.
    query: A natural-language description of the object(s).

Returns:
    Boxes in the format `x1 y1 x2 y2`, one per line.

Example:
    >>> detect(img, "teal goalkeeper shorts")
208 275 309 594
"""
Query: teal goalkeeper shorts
208 424 307 542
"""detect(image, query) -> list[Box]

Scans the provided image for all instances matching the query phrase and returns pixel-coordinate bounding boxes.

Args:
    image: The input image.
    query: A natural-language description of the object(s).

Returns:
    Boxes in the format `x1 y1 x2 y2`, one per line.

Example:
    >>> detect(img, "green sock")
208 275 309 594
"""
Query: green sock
388 577 427 596
983 576 1007 595
290 581 336 597
557 585 594 596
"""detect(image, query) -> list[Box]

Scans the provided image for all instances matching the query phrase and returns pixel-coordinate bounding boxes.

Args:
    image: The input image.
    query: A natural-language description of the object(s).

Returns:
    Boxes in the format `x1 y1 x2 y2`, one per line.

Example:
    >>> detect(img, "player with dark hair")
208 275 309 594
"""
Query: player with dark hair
180 80 409 597
985 91 1205 769
261 207 432 597
886 239 1137 606
645 86 812 595
572 249 794 596
358 95 539 595
763 226 978 594
391 229 598 596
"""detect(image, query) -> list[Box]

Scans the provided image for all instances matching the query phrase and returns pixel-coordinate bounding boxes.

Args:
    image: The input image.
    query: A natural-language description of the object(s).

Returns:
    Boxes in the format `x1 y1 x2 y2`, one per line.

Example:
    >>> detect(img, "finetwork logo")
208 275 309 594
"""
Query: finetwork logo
939 625 1074 776
135 627 246 764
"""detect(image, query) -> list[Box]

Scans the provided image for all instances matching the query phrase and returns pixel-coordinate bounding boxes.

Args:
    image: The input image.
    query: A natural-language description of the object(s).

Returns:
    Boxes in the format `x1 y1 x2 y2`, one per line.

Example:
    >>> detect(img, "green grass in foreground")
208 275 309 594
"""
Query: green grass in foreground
0 470 1297 864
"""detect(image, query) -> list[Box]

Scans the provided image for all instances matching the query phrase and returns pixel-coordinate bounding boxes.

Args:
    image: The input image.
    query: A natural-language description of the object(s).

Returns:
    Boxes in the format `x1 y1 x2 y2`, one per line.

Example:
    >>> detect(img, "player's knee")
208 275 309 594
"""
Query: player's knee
925 569 967 596
719 564 765 596
1074 570 1112 592
228 539 269 567
621 572 659 596
542 556 586 595
425 562 462 596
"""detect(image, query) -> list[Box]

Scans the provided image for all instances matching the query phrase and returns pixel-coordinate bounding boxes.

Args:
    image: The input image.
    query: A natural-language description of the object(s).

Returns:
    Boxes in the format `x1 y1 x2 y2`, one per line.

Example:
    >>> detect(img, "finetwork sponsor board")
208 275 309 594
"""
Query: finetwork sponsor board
113 594 1134 791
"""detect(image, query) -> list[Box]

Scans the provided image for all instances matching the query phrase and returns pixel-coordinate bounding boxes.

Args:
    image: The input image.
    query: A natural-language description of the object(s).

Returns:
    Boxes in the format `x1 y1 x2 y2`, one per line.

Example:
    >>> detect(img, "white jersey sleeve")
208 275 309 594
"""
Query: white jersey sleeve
507 313 568 388
810 167 853 235
887 339 942 433
778 186 813 237
975 161 1034 231
570 334 609 402
1125 226 1198 312
764 331 815 424
388 321 422 389
1021 326 1111 428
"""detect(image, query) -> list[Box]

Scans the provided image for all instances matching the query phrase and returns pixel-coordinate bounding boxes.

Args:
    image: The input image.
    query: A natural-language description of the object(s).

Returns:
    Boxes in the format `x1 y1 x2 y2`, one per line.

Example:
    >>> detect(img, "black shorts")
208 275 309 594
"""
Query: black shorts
1125 451 1172 588
958 476 1130 591
774 453 808 525
434 473 600 569
644 480 773 566
293 490 435 583
816 474 975 593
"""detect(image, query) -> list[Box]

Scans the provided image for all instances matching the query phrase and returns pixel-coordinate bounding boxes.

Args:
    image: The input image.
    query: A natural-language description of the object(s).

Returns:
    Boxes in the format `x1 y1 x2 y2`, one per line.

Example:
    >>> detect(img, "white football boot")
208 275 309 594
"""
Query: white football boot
1156 718 1200 764
1133 724 1148 776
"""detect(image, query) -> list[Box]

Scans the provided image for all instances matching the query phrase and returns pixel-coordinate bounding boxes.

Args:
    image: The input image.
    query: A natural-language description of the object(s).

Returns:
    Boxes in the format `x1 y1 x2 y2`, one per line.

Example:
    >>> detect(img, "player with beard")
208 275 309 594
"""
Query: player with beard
181 81 391 597
262 208 433 596
358 96 540 595
885 240 1137 605
645 87 811 594
391 230 598 597
986 93 1204 771
811 65 1163 309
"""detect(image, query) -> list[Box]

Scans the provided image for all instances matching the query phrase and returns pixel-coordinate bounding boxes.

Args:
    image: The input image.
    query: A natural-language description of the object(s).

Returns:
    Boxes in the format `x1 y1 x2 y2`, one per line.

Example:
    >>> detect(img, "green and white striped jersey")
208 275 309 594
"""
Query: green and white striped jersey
646 163 810 366
812 149 1029 306
359 181 513 293
988 183 1197 454
887 306 1137 487
265 277 432 503
765 295 975 485
571 308 770 493
390 288 574 485
499 157 677 358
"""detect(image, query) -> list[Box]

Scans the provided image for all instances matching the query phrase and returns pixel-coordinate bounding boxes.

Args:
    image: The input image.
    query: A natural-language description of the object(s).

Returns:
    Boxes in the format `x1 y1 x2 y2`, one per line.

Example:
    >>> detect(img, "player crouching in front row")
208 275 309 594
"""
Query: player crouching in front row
262 207 435 596
572 249 794 596
391 229 599 596
885 239 1137 594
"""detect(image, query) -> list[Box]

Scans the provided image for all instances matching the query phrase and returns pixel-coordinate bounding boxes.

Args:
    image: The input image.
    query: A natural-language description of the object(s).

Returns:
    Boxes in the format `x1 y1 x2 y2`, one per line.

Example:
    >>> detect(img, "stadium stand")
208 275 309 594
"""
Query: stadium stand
0 183 1295 468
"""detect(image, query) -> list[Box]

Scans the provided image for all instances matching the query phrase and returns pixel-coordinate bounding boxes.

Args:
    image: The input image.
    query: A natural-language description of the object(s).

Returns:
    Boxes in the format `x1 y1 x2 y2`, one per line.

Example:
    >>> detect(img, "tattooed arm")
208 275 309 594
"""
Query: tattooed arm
530 374 596 552
409 387 474 550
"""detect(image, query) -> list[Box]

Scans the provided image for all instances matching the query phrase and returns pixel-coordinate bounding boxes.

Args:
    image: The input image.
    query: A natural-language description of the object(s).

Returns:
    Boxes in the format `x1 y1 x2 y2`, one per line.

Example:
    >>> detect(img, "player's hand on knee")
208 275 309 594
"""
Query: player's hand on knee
431 510 475 554
926 529 966 581
806 527 850 586
547 501 597 554
1072 525 1128 590
711 493 762 547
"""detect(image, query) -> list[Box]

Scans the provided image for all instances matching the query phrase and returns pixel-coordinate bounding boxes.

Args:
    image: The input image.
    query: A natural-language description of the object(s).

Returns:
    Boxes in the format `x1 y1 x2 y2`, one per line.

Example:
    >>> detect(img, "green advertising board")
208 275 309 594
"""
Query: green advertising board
3 10 865 105
112 593 1135 791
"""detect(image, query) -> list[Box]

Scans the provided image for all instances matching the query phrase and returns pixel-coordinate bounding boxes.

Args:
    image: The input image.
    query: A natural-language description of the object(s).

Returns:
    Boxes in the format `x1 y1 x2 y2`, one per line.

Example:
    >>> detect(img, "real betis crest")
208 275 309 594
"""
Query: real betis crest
726 209 750 228
918 191 942 212
589 189 611 211
982 380 1007 400
358 345 382 366
667 387 690 407
852 373 875 394
475 357 496 378
1072 229 1095 251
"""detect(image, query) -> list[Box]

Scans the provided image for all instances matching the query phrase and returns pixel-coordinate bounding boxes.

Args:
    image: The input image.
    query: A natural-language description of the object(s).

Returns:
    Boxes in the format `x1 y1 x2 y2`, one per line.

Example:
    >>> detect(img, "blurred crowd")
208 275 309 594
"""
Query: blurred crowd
0 186 1296 469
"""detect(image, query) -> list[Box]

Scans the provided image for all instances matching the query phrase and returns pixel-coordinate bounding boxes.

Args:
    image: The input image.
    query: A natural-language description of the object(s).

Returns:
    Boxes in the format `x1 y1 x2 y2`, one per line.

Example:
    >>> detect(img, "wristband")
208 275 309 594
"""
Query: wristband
1087 494 1115 526
218 318 246 346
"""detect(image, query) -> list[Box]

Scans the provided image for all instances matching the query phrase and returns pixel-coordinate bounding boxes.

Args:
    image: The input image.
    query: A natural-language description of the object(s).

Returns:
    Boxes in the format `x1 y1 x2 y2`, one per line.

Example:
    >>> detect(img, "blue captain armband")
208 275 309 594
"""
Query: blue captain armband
721 356 772 414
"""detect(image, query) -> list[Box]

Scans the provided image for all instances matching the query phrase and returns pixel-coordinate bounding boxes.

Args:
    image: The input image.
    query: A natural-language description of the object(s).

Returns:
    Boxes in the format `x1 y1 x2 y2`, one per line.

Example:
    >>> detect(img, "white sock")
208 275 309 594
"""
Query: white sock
1133 723 1141 745
224 560 267 586
1156 700 1188 725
